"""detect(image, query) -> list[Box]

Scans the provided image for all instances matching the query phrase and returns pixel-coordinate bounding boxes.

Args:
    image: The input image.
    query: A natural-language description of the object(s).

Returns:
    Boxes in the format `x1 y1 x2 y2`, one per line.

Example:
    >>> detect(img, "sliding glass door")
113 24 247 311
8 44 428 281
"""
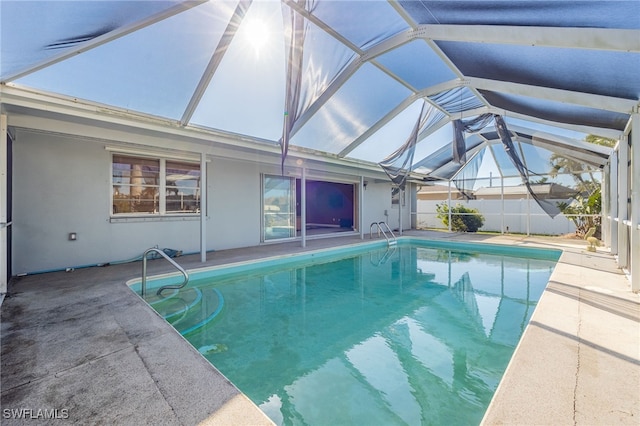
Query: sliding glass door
262 175 296 241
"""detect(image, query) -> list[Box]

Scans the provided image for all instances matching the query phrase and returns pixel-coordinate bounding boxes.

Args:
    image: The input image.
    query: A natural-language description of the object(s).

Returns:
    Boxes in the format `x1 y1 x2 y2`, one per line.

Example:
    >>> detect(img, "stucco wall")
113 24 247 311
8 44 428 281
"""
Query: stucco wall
11 127 398 274
12 130 206 273
11 129 269 274
361 181 412 236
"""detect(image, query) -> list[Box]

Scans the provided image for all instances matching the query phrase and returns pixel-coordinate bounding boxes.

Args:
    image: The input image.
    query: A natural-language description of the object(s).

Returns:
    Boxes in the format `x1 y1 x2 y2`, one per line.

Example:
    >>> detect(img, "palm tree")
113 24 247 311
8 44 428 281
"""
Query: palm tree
549 135 615 236
548 154 598 194
585 134 617 148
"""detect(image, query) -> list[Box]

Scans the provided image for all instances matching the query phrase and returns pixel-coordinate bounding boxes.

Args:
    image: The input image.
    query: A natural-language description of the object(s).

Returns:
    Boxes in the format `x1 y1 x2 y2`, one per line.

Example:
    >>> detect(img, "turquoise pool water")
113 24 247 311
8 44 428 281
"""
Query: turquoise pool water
134 240 560 425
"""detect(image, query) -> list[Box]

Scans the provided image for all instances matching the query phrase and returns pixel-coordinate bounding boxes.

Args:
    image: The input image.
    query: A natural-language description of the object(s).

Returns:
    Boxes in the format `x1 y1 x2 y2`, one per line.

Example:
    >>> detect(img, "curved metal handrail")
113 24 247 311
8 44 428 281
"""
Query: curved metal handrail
370 222 383 240
369 221 397 246
141 248 189 297
369 244 397 266
378 221 397 242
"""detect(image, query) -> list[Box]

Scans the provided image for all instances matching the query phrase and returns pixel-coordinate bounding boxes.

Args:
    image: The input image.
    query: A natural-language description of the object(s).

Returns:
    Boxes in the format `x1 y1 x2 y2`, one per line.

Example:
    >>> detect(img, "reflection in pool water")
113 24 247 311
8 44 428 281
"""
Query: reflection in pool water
147 242 558 425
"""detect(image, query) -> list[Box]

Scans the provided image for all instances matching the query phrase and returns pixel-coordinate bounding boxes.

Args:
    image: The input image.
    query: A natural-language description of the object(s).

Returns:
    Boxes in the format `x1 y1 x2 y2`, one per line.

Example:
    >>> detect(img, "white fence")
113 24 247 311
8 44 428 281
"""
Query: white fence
416 198 577 235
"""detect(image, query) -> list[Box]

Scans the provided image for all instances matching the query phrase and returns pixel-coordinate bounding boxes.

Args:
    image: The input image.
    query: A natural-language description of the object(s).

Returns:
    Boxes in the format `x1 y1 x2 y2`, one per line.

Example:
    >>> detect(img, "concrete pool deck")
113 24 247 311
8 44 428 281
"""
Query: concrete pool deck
1 231 638 425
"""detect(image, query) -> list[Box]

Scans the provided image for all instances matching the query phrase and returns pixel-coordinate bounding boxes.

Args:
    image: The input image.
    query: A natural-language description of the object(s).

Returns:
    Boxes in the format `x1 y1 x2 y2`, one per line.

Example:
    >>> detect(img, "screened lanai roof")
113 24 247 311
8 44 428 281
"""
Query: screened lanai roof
1 0 638 181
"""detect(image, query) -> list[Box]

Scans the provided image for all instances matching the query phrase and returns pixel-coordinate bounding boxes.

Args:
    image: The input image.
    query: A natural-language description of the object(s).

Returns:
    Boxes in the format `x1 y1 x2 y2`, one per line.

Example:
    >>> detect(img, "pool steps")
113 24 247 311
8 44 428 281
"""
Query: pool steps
146 287 224 335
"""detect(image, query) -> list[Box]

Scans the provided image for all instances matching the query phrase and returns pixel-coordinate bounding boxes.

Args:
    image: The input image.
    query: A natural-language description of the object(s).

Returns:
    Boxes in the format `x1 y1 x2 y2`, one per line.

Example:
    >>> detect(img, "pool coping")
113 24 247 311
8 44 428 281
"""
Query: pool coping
480 238 639 425
127 236 561 292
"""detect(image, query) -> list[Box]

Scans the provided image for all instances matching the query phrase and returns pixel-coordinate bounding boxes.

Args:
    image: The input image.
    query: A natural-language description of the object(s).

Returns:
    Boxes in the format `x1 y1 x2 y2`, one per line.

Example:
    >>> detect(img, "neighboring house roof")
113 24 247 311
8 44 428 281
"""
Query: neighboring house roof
418 183 577 200
474 183 577 200
417 185 465 200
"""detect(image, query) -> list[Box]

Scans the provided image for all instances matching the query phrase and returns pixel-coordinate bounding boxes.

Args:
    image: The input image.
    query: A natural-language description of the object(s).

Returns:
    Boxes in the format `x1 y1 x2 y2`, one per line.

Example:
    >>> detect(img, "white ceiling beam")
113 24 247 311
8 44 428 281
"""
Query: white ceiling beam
478 121 610 167
509 123 612 156
360 29 417 61
338 80 463 158
338 93 423 158
486 137 606 168
283 14 454 135
388 0 494 113
181 0 251 125
416 25 640 52
449 142 488 181
288 58 362 136
417 115 450 142
2 0 206 83
285 0 448 138
429 103 620 141
484 106 624 140
532 142 607 167
388 1 490 110
285 11 419 136
387 0 419 29
363 33 429 93
421 79 463 98
283 0 364 137
369 59 418 93
286 0 418 101
291 17 638 145
412 115 611 177
486 143 504 179
422 38 494 111
283 0 361 54
409 165 450 181
467 77 639 114
458 106 492 120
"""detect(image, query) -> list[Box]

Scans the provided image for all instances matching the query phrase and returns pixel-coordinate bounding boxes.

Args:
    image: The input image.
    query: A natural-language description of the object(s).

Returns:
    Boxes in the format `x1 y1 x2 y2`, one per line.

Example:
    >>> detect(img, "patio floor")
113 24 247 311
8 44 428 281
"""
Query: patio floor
1 231 638 425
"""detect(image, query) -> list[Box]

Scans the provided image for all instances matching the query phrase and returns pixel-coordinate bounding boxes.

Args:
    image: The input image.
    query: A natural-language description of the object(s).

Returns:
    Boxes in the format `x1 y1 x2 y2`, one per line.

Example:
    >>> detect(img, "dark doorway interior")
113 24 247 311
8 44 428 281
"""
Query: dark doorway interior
296 180 354 235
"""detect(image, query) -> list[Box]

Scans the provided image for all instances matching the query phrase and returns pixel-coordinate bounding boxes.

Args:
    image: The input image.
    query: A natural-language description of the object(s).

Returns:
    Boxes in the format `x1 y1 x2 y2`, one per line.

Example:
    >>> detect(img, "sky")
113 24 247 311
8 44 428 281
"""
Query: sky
10 0 597 183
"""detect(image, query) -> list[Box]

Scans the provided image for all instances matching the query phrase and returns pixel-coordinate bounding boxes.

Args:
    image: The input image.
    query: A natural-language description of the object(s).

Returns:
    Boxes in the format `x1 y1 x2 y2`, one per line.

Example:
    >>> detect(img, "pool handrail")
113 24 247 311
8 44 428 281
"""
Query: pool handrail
370 244 397 266
369 221 397 246
141 247 189 297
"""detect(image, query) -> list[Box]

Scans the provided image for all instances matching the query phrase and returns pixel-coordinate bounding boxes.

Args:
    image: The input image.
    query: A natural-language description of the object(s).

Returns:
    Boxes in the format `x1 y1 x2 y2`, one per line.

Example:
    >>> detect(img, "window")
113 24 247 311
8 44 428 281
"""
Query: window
166 160 201 214
391 186 405 207
112 154 200 215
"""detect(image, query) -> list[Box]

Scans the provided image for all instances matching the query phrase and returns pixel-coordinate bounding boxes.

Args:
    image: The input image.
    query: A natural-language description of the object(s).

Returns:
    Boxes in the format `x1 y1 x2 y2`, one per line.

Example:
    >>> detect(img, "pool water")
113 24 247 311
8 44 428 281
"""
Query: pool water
139 241 559 425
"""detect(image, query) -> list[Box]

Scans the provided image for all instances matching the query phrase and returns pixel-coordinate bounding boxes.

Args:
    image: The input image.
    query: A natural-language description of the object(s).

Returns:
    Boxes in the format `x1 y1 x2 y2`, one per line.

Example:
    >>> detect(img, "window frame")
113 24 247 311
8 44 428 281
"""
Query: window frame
391 186 405 207
111 153 201 218
261 174 297 242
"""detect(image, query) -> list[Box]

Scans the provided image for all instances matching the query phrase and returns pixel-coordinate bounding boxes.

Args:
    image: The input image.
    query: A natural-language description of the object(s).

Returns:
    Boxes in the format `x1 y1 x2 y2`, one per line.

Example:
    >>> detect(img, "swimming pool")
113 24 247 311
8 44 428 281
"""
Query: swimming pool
130 239 560 425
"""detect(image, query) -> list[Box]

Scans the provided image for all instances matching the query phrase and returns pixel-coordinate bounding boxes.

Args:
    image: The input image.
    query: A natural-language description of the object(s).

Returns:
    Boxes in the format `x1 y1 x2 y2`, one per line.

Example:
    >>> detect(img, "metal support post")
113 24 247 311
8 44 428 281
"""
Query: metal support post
301 167 306 248
200 152 207 262
630 112 639 291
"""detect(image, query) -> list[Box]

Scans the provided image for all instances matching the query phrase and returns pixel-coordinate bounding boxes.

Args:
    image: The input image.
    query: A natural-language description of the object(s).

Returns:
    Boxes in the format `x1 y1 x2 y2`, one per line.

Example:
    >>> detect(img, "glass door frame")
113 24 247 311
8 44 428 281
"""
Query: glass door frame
261 174 297 242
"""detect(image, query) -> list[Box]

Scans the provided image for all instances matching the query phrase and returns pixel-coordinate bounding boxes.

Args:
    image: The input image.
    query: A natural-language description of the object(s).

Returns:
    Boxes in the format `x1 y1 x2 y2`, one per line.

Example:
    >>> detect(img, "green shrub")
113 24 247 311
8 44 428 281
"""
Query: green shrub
436 203 484 232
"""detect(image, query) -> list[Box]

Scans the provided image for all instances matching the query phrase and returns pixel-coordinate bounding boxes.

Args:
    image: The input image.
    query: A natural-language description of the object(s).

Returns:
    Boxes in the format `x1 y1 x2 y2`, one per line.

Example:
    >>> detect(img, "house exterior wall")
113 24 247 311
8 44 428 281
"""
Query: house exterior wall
208 156 261 251
10 125 396 274
360 181 412 235
12 129 203 273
